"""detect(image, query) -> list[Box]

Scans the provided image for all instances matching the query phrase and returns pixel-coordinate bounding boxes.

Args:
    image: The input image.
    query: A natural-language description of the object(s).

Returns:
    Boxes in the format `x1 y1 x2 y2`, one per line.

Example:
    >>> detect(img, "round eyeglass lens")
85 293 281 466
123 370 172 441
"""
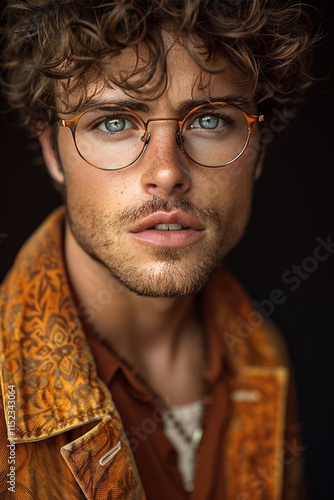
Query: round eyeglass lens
182 104 250 167
74 107 146 170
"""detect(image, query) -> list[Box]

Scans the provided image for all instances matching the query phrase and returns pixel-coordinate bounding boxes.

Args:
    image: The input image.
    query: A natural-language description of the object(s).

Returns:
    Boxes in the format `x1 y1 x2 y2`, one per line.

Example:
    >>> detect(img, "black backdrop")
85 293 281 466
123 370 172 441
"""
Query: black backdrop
0 2 333 498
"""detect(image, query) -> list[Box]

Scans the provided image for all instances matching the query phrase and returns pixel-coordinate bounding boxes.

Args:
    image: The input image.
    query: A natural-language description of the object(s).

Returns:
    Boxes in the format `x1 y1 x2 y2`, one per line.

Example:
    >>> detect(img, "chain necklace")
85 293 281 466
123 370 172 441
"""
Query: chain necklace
94 328 213 452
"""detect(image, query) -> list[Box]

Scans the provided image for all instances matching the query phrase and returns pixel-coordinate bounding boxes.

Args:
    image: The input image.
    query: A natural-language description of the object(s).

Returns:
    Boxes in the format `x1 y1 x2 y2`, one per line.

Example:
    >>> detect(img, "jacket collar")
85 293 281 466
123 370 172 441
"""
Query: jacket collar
0 206 113 443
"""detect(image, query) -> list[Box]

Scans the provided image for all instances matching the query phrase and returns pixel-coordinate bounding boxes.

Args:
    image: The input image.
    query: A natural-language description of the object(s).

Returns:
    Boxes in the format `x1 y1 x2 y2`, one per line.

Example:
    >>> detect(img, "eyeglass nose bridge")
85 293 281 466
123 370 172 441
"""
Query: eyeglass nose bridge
142 117 185 152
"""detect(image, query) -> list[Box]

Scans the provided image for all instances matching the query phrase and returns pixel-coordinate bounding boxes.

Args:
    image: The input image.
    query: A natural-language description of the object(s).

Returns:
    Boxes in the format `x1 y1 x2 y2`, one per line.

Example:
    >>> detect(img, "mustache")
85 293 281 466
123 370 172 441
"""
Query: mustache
114 196 220 225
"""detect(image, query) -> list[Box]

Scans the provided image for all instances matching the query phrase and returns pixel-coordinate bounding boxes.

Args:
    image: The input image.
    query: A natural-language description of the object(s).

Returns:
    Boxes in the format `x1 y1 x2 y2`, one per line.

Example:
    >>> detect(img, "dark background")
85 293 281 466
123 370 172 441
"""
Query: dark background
0 2 333 498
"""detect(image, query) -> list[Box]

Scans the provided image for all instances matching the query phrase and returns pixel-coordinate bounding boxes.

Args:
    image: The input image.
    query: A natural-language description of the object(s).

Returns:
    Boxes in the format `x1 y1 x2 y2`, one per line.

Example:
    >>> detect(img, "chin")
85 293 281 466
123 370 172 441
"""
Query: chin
105 259 218 299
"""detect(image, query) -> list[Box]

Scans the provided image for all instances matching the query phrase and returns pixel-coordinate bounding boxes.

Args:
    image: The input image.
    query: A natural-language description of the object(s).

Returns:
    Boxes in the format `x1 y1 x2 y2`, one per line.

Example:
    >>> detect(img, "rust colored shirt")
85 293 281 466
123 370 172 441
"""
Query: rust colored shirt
86 304 229 500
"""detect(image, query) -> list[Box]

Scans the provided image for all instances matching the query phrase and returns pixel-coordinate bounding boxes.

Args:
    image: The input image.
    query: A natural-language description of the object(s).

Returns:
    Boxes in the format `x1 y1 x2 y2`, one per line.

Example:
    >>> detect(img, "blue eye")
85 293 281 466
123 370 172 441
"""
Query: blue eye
99 117 131 133
189 113 230 131
197 115 220 129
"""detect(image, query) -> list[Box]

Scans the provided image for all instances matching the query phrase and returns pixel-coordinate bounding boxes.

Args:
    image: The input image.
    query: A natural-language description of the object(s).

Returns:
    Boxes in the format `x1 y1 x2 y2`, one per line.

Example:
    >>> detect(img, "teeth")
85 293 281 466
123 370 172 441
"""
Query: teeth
153 223 186 230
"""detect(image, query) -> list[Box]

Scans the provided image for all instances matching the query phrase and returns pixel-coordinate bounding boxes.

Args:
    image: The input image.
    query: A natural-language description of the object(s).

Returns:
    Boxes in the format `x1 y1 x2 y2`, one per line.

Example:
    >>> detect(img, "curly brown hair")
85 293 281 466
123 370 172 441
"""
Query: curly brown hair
1 0 318 132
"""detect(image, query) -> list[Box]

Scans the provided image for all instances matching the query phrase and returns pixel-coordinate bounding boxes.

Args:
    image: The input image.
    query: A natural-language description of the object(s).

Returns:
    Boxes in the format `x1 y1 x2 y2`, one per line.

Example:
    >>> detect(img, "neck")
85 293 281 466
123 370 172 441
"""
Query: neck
64 222 203 369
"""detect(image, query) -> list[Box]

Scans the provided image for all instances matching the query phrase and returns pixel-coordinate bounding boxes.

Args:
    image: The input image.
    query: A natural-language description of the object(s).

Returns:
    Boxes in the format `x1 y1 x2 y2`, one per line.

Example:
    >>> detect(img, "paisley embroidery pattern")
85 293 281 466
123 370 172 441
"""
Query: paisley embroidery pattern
0 207 112 440
0 206 145 498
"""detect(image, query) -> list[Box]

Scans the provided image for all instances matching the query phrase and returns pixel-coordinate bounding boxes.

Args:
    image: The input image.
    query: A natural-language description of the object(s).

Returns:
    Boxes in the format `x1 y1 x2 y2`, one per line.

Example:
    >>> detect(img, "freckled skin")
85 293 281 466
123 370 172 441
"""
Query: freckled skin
42 42 263 299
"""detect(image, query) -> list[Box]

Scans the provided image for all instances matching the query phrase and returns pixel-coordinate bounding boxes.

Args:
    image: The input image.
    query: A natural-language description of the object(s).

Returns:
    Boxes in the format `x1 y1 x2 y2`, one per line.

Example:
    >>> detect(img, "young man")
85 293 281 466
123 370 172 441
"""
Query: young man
0 1 316 498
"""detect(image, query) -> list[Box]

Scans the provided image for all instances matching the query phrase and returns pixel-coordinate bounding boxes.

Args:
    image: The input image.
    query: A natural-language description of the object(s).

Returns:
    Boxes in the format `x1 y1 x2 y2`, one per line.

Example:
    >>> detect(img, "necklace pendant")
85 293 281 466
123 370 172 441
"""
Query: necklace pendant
191 426 203 450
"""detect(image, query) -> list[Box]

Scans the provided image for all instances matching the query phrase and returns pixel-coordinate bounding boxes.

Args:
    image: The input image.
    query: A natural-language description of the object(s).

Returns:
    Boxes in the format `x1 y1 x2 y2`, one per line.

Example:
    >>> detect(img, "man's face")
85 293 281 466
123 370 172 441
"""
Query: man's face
43 41 263 298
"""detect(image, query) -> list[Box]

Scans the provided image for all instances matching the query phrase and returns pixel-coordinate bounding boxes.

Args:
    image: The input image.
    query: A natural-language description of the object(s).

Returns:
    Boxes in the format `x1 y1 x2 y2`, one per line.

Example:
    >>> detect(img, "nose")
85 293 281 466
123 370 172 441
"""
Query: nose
140 120 191 197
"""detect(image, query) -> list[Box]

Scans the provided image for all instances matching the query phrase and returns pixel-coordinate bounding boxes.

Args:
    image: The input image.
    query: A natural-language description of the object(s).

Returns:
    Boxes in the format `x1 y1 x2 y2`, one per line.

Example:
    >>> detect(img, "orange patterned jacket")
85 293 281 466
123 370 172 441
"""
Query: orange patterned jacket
0 207 304 499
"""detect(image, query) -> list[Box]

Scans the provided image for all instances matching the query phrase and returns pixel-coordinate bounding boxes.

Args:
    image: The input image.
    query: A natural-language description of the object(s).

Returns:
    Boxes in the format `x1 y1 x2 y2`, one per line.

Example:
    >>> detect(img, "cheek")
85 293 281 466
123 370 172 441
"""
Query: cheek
59 133 132 210
199 154 256 242
200 151 256 207
66 169 132 216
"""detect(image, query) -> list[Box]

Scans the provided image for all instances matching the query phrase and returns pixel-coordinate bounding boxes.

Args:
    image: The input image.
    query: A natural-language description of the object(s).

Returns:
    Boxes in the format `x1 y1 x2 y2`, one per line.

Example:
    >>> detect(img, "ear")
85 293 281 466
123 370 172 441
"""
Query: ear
254 149 266 181
38 126 65 184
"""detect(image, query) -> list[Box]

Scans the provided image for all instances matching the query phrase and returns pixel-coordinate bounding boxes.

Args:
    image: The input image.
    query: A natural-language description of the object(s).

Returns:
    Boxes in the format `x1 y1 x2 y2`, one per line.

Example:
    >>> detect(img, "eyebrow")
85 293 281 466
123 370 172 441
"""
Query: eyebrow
69 94 252 117
177 95 251 116
63 99 149 117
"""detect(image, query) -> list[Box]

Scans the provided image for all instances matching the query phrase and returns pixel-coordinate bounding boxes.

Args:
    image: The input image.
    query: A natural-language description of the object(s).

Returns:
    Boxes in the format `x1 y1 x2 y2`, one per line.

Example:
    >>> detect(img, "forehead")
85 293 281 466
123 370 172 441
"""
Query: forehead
58 39 253 115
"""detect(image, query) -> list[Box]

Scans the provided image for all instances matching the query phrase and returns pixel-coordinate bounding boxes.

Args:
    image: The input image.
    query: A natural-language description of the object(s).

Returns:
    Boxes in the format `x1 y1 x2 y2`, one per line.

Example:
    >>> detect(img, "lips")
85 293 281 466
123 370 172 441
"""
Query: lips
129 211 205 233
129 210 206 248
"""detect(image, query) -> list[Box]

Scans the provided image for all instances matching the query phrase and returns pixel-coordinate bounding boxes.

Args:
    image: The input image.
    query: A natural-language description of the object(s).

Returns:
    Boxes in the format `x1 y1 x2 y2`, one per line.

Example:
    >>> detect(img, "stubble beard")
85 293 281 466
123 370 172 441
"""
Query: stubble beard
92 242 226 298
66 197 234 298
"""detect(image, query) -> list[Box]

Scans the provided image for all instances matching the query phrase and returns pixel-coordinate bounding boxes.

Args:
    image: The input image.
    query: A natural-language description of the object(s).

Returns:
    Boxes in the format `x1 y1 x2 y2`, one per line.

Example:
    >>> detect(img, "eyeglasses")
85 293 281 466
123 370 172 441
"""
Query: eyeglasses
59 102 264 171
